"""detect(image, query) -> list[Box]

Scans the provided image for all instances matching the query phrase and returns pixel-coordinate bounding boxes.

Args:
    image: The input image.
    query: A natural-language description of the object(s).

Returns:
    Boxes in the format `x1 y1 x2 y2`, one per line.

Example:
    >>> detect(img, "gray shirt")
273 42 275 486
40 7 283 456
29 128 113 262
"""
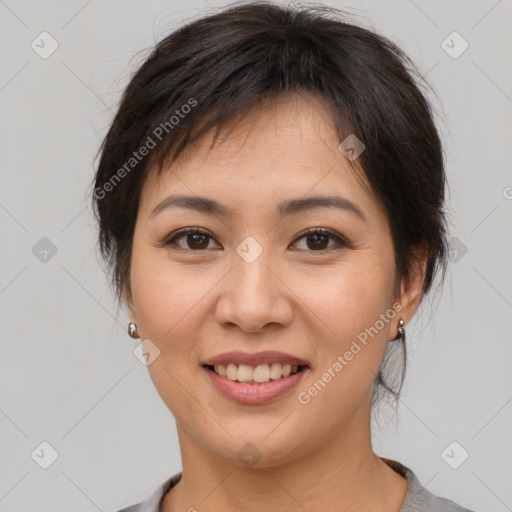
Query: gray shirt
116 460 477 512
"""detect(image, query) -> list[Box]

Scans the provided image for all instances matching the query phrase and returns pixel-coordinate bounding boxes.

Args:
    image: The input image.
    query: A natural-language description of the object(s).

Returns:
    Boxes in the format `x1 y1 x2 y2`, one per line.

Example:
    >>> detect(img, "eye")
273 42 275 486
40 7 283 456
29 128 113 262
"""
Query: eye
291 228 347 252
162 227 348 252
164 228 220 251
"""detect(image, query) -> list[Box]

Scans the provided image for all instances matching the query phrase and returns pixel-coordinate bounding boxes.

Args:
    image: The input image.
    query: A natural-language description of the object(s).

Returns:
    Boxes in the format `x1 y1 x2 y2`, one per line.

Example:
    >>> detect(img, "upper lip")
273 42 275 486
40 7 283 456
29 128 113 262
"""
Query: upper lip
202 351 311 368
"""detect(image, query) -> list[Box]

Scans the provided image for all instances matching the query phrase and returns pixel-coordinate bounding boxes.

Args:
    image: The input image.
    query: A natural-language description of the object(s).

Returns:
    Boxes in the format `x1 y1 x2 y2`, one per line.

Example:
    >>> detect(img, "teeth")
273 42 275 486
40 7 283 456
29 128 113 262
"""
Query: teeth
237 364 253 382
213 363 301 383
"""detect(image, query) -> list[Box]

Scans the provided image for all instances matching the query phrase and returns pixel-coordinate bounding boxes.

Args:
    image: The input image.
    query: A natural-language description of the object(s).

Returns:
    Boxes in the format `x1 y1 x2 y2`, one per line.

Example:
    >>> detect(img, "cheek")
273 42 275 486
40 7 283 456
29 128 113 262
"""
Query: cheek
129 246 218 355
287 275 397 451
299 254 395 344
296 255 396 397
128 250 215 418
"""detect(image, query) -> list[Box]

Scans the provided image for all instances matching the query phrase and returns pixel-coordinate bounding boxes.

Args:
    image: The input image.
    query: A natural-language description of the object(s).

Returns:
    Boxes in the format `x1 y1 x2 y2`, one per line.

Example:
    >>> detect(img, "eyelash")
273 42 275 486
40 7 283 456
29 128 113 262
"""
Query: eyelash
162 227 348 253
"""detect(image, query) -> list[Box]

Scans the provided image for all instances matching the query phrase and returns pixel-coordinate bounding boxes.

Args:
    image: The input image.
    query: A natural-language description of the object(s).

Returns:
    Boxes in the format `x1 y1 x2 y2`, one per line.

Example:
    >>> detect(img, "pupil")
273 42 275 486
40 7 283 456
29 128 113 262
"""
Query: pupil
308 234 327 250
189 233 208 249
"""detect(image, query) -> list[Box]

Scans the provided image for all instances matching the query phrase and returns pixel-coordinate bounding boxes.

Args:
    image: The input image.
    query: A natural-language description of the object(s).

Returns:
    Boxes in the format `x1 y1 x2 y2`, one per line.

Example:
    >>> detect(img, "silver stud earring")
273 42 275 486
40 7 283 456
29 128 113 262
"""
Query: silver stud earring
128 322 139 339
393 319 405 343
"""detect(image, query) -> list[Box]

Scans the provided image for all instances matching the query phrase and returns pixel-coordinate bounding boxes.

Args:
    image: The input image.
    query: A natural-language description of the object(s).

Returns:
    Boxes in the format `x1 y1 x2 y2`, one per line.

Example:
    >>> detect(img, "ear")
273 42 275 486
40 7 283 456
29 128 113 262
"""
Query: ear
394 242 428 337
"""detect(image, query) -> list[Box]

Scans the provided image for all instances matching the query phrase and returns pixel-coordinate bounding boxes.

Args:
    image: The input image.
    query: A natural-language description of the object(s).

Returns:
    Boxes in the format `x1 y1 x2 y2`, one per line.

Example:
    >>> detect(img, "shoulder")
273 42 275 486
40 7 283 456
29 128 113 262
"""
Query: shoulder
395 461 477 512
115 473 182 512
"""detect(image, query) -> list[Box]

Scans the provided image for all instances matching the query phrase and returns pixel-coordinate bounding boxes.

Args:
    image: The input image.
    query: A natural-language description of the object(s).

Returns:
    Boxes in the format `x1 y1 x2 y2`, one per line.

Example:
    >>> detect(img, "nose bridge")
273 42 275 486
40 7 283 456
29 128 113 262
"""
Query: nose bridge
232 238 275 300
215 237 292 331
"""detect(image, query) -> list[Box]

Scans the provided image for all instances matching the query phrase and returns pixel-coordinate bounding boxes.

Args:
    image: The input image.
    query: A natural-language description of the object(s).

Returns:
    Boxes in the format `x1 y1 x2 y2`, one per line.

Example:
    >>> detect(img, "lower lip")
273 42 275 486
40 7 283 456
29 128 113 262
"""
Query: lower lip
203 366 308 404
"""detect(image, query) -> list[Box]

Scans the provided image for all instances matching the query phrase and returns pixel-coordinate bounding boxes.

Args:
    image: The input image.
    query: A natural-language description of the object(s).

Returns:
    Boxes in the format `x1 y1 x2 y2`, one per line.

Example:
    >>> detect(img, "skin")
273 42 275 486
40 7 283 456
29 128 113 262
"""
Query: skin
125 92 427 512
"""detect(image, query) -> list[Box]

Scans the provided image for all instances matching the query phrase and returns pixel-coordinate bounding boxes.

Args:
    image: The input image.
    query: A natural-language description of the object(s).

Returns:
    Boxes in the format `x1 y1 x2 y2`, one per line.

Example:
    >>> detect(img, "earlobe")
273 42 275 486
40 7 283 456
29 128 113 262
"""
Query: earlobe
391 318 405 342
124 285 140 340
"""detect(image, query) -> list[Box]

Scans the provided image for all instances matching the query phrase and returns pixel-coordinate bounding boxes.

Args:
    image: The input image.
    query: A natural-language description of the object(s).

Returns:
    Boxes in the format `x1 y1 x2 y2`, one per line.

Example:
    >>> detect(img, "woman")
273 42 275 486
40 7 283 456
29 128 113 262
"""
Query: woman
92 1 477 511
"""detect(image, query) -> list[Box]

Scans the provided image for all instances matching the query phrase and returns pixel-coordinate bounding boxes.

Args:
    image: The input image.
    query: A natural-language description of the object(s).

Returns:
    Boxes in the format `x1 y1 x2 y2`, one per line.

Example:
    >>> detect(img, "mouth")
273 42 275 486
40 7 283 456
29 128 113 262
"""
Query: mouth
200 350 311 404
202 363 310 404
202 363 308 384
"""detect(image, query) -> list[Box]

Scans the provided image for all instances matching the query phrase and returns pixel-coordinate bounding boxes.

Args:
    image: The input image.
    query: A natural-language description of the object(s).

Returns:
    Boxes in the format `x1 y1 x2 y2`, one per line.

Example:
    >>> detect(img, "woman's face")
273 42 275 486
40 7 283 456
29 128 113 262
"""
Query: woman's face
127 93 417 467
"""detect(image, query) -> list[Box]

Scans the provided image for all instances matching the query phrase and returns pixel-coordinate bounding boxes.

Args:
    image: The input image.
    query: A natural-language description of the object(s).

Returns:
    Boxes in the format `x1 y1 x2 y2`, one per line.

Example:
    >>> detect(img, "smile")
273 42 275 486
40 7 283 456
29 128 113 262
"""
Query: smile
202 364 309 404
206 363 305 384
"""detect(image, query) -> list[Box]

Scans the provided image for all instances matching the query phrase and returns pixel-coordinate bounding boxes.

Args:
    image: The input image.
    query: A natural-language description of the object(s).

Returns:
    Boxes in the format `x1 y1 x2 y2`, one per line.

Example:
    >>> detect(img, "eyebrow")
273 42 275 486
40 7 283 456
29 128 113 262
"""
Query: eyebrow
150 194 367 222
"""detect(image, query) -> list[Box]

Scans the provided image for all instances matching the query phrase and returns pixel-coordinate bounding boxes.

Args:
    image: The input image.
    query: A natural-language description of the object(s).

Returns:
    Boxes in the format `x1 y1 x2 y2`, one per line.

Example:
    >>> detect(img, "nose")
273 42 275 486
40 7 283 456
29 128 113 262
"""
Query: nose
214 249 293 333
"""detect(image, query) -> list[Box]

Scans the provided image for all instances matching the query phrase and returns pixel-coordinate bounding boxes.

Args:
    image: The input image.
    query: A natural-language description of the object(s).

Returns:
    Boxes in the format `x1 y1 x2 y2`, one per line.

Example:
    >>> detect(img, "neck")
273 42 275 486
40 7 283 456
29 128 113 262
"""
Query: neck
161 409 407 512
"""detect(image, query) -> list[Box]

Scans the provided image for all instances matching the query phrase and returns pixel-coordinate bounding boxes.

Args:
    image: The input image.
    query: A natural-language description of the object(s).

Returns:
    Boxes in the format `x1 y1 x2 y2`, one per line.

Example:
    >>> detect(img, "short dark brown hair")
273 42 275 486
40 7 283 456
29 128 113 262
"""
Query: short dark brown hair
92 0 449 404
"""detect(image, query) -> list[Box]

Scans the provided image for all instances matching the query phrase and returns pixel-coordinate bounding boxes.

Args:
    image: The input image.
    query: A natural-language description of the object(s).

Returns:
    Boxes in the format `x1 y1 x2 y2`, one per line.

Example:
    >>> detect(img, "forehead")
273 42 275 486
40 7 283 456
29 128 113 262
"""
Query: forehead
139 93 379 221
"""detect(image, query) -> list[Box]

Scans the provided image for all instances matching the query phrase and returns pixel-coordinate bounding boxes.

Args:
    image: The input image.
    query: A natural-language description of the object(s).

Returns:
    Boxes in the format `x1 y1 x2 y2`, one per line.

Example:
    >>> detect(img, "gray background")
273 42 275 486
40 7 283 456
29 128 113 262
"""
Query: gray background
0 0 511 510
